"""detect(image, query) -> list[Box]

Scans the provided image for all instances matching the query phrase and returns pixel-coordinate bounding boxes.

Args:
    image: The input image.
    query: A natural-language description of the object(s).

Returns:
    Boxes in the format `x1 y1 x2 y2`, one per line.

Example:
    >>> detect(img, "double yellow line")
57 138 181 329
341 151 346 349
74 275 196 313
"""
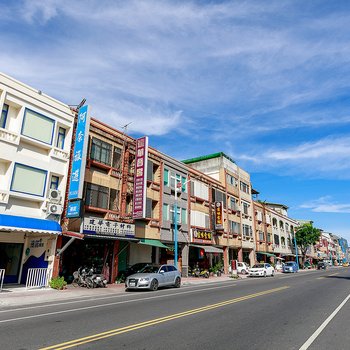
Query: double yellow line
40 286 289 350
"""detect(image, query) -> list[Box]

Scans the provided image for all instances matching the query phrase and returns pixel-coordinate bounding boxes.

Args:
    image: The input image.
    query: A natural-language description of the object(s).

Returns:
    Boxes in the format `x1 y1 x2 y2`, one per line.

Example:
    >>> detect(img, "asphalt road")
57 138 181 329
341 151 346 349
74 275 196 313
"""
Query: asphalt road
1 268 350 350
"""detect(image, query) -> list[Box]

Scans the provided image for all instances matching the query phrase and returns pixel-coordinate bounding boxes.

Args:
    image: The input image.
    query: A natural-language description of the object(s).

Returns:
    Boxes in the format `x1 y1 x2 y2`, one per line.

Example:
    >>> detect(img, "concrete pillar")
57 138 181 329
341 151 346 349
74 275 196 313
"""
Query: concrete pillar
249 249 256 266
181 244 189 277
223 246 229 274
238 248 243 262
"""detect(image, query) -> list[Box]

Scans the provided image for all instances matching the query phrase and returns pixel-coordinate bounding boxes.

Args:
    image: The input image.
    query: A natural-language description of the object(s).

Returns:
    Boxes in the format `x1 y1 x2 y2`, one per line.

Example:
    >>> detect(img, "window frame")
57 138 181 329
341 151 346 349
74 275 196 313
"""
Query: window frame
21 108 55 145
56 127 66 149
10 163 48 197
1 103 9 129
90 137 112 166
50 175 60 190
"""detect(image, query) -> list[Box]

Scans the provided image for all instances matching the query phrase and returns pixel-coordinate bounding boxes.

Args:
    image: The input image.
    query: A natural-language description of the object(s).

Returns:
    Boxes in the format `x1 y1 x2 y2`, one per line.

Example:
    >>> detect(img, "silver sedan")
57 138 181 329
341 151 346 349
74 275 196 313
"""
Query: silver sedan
125 264 181 291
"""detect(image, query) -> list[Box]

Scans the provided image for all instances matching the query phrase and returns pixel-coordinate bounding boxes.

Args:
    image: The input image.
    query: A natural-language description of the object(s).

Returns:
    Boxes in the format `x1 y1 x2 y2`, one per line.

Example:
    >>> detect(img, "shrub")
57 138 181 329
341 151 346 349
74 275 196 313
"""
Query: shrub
49 276 67 290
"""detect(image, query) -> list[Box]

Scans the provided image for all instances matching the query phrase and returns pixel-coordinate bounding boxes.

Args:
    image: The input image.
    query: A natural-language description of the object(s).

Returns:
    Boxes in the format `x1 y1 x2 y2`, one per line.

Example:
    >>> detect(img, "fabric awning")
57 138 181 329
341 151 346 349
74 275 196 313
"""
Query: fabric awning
257 252 276 257
138 238 169 249
0 213 62 235
191 244 224 254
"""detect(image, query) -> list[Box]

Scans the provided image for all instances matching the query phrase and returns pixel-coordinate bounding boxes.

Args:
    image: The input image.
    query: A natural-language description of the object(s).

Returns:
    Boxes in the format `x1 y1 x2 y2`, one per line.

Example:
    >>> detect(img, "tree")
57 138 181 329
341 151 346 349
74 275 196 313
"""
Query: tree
295 223 321 265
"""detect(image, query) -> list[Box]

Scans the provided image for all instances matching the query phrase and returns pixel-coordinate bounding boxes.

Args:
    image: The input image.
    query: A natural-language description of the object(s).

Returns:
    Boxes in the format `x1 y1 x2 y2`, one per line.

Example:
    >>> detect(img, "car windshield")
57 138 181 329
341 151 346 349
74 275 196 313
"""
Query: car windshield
252 264 264 268
139 265 160 273
285 262 295 266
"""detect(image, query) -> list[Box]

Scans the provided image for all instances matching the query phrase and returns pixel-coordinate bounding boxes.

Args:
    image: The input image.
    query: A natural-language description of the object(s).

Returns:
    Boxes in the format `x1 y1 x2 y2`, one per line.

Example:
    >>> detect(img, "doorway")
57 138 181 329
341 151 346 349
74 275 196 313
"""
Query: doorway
0 243 23 284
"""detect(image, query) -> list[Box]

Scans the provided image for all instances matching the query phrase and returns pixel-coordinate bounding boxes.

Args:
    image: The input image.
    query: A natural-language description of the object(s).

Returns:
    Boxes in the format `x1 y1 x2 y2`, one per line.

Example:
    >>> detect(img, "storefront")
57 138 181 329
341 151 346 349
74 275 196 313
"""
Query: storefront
0 214 61 284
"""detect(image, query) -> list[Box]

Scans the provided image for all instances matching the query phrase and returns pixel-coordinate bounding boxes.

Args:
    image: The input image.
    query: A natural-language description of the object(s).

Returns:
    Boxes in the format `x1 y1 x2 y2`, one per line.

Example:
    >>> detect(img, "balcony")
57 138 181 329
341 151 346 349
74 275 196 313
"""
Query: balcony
50 147 70 161
0 128 20 146
0 190 9 204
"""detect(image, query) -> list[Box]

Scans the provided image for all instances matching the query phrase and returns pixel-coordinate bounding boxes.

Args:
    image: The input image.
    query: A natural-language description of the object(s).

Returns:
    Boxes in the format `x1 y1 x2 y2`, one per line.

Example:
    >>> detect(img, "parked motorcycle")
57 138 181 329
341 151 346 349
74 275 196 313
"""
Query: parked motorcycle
72 267 94 288
89 266 107 288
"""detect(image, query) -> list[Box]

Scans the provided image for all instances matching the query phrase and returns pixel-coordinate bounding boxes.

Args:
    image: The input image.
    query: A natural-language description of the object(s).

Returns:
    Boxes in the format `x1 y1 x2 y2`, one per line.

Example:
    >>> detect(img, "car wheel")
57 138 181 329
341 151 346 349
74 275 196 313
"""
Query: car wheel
264 271 267 277
271 271 274 277
150 279 159 291
174 277 181 288
242 269 247 275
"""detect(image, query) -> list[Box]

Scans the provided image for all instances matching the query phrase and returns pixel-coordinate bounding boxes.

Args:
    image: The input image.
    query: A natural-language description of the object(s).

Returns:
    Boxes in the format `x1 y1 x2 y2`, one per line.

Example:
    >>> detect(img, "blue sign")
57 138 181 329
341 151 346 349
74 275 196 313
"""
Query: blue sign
66 201 82 218
68 105 90 200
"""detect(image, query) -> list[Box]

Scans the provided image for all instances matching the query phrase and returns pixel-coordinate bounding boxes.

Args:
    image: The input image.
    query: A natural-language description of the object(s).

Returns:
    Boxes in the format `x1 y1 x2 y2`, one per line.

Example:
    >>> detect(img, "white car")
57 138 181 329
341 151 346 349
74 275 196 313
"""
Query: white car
237 262 250 274
249 263 275 277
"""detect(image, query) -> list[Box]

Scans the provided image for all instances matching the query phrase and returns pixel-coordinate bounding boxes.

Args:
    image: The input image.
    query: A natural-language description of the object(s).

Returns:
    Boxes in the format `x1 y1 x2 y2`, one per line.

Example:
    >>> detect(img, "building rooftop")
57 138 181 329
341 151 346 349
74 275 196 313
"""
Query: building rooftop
182 152 235 165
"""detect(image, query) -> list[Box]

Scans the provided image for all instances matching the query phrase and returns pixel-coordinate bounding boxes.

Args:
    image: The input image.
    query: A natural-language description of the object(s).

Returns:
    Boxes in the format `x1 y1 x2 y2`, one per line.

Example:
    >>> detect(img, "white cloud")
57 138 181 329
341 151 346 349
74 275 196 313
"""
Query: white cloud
300 197 350 214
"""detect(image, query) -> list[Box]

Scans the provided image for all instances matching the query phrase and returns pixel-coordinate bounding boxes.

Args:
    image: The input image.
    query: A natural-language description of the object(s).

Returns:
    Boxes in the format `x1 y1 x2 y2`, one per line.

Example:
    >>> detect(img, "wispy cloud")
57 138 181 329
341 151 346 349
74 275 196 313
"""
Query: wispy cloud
300 196 350 214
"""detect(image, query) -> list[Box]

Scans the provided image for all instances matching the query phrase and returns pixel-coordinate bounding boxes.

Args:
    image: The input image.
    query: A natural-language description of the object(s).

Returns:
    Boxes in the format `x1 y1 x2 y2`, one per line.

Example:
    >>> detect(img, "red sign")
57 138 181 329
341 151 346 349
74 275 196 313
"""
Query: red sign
132 136 148 219
193 229 213 243
215 201 224 230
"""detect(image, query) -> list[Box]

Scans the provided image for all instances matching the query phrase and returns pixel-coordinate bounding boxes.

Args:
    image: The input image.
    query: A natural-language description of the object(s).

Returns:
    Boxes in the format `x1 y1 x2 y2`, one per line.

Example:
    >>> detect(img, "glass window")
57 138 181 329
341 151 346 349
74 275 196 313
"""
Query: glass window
240 181 250 194
50 175 59 190
56 127 66 149
21 109 54 144
109 189 119 211
112 147 122 168
181 208 187 224
170 205 181 223
85 183 109 209
1 104 9 128
11 163 47 196
90 138 112 165
164 169 169 186
163 203 169 221
181 176 187 192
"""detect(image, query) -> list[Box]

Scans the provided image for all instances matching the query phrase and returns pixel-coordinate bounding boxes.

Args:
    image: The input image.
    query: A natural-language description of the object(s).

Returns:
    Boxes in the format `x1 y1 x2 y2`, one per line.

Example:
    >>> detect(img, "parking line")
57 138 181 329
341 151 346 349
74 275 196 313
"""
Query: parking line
40 286 289 350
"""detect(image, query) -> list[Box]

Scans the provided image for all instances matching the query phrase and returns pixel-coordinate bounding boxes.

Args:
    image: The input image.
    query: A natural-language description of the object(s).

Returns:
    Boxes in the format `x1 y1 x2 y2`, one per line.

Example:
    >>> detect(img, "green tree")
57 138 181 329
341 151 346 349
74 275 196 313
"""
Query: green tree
295 223 321 265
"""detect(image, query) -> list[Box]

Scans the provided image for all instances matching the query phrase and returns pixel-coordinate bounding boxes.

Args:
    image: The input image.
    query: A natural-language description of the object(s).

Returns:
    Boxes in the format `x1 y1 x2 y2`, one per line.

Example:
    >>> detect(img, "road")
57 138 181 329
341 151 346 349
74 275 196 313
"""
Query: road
1 268 349 350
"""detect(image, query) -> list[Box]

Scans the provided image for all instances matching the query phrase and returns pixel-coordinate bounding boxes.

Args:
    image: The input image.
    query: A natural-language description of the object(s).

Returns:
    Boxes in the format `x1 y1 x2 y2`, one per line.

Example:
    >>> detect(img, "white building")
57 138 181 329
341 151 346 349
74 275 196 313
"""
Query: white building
0 73 75 284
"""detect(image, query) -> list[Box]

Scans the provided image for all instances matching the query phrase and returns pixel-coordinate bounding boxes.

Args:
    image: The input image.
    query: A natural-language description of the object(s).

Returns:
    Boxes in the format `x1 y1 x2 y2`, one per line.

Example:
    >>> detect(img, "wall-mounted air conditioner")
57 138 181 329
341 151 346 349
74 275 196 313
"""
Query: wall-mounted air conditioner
47 203 63 215
49 189 61 203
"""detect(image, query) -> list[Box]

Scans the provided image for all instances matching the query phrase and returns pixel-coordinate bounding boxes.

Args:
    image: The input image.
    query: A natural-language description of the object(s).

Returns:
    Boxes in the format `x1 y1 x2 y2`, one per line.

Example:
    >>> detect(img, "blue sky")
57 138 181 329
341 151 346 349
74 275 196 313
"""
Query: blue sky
1 1 350 240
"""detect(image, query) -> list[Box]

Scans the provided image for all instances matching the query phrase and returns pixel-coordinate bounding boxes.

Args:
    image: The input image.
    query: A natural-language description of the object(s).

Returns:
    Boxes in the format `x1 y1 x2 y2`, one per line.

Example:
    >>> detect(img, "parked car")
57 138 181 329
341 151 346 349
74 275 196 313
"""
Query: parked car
117 262 151 282
125 264 181 291
248 263 274 277
317 261 327 270
342 262 349 267
237 262 250 274
282 261 298 273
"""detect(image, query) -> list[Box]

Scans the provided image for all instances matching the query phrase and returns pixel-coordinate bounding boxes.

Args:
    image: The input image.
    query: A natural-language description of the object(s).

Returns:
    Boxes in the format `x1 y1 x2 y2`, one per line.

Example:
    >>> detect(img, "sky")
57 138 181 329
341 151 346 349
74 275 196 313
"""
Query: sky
1 1 350 240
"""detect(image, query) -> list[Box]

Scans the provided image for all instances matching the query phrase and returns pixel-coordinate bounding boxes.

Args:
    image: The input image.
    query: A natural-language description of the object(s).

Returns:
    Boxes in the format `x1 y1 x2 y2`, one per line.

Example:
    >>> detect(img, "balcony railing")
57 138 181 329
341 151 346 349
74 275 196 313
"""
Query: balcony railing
0 128 20 145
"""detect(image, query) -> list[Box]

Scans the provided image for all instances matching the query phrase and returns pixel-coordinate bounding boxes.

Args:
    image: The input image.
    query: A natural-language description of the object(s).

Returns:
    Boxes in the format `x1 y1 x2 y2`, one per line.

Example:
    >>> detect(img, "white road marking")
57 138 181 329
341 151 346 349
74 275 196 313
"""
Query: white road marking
0 283 236 323
299 292 350 349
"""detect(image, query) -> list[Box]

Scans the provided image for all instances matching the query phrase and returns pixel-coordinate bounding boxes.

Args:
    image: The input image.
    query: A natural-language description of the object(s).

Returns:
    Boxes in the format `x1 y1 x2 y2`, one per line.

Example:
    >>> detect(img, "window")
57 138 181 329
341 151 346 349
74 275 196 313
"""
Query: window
109 189 119 211
85 183 109 209
56 127 66 149
1 104 9 128
281 237 286 245
112 147 122 168
229 220 240 234
11 163 47 197
181 176 187 192
212 188 226 208
274 234 280 245
272 218 278 227
279 220 284 230
242 224 252 237
163 203 169 221
50 175 59 190
229 197 238 210
259 231 265 241
181 208 187 224
164 169 169 186
170 204 181 224
240 181 250 194
267 233 272 243
226 174 237 186
191 180 209 200
90 138 112 165
242 201 250 215
21 109 55 144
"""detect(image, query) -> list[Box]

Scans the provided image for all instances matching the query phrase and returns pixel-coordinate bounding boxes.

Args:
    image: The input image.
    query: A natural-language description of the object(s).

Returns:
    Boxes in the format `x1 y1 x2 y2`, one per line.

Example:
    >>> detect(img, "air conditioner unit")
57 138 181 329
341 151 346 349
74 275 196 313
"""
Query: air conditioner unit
47 203 63 215
49 189 61 202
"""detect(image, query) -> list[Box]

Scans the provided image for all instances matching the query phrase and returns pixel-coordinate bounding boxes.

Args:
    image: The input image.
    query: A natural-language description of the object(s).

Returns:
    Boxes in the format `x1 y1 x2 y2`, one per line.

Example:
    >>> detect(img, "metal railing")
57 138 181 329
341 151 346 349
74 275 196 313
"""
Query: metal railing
26 268 52 289
0 269 4 292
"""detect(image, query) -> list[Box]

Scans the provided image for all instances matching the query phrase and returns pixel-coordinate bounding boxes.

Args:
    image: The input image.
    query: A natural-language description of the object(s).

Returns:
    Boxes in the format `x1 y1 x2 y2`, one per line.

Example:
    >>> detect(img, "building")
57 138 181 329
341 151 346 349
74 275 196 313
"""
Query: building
0 73 75 284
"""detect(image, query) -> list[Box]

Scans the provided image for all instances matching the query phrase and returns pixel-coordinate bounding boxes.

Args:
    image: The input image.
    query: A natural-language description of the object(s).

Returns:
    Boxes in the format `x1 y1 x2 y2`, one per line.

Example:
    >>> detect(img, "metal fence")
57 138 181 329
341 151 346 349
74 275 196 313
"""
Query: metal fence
26 268 52 289
0 269 4 292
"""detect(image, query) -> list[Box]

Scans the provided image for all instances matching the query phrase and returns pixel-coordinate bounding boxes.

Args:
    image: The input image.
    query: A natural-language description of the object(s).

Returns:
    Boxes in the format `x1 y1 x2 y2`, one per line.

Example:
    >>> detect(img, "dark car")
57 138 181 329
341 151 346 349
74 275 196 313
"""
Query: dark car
117 263 151 282
317 261 327 270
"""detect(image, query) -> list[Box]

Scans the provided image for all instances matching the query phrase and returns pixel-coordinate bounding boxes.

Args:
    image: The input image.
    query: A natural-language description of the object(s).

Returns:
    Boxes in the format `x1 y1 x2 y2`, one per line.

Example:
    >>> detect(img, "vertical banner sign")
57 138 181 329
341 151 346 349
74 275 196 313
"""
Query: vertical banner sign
132 136 149 219
68 105 91 200
215 201 224 230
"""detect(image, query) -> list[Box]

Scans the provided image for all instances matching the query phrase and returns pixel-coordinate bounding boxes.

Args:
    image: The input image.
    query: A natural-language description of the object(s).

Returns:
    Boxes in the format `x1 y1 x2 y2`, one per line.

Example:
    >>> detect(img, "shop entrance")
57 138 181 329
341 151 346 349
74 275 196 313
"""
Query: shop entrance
0 243 23 284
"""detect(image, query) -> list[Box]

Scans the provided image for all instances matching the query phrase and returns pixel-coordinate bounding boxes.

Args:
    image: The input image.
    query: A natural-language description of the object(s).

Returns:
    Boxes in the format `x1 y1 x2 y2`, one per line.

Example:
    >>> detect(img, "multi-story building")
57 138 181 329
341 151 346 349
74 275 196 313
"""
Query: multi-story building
0 73 75 284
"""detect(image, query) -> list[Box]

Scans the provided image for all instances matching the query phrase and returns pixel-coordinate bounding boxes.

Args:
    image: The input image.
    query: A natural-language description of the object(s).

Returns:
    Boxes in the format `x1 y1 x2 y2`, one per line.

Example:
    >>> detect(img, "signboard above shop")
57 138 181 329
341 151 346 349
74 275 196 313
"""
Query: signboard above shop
83 217 135 238
215 201 224 230
192 229 213 244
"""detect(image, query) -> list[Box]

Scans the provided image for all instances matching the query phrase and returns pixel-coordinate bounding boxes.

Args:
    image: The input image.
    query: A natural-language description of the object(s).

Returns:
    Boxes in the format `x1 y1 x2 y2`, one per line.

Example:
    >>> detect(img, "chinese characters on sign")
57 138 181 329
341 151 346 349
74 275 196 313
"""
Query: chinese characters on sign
192 229 213 243
215 201 224 230
68 105 90 200
132 136 149 219
83 217 136 237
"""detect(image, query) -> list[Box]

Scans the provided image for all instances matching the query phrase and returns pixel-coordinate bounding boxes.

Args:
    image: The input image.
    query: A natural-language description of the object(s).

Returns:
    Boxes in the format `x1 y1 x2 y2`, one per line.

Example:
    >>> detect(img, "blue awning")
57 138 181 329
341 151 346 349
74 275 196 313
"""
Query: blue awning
0 214 62 235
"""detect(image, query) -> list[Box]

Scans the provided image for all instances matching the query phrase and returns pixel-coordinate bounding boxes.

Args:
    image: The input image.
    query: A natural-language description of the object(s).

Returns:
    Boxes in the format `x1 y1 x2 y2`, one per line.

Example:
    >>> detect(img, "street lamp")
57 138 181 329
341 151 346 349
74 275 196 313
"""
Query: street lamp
293 229 299 268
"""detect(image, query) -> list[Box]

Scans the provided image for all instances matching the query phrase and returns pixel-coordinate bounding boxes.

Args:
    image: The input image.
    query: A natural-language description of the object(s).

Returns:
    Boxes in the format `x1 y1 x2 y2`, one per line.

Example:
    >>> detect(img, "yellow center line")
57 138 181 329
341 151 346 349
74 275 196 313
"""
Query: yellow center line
40 286 289 350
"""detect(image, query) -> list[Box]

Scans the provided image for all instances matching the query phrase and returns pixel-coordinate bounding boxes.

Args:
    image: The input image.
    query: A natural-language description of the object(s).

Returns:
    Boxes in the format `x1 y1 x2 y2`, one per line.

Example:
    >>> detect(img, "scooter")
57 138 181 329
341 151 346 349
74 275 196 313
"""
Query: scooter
89 267 107 288
72 267 94 288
